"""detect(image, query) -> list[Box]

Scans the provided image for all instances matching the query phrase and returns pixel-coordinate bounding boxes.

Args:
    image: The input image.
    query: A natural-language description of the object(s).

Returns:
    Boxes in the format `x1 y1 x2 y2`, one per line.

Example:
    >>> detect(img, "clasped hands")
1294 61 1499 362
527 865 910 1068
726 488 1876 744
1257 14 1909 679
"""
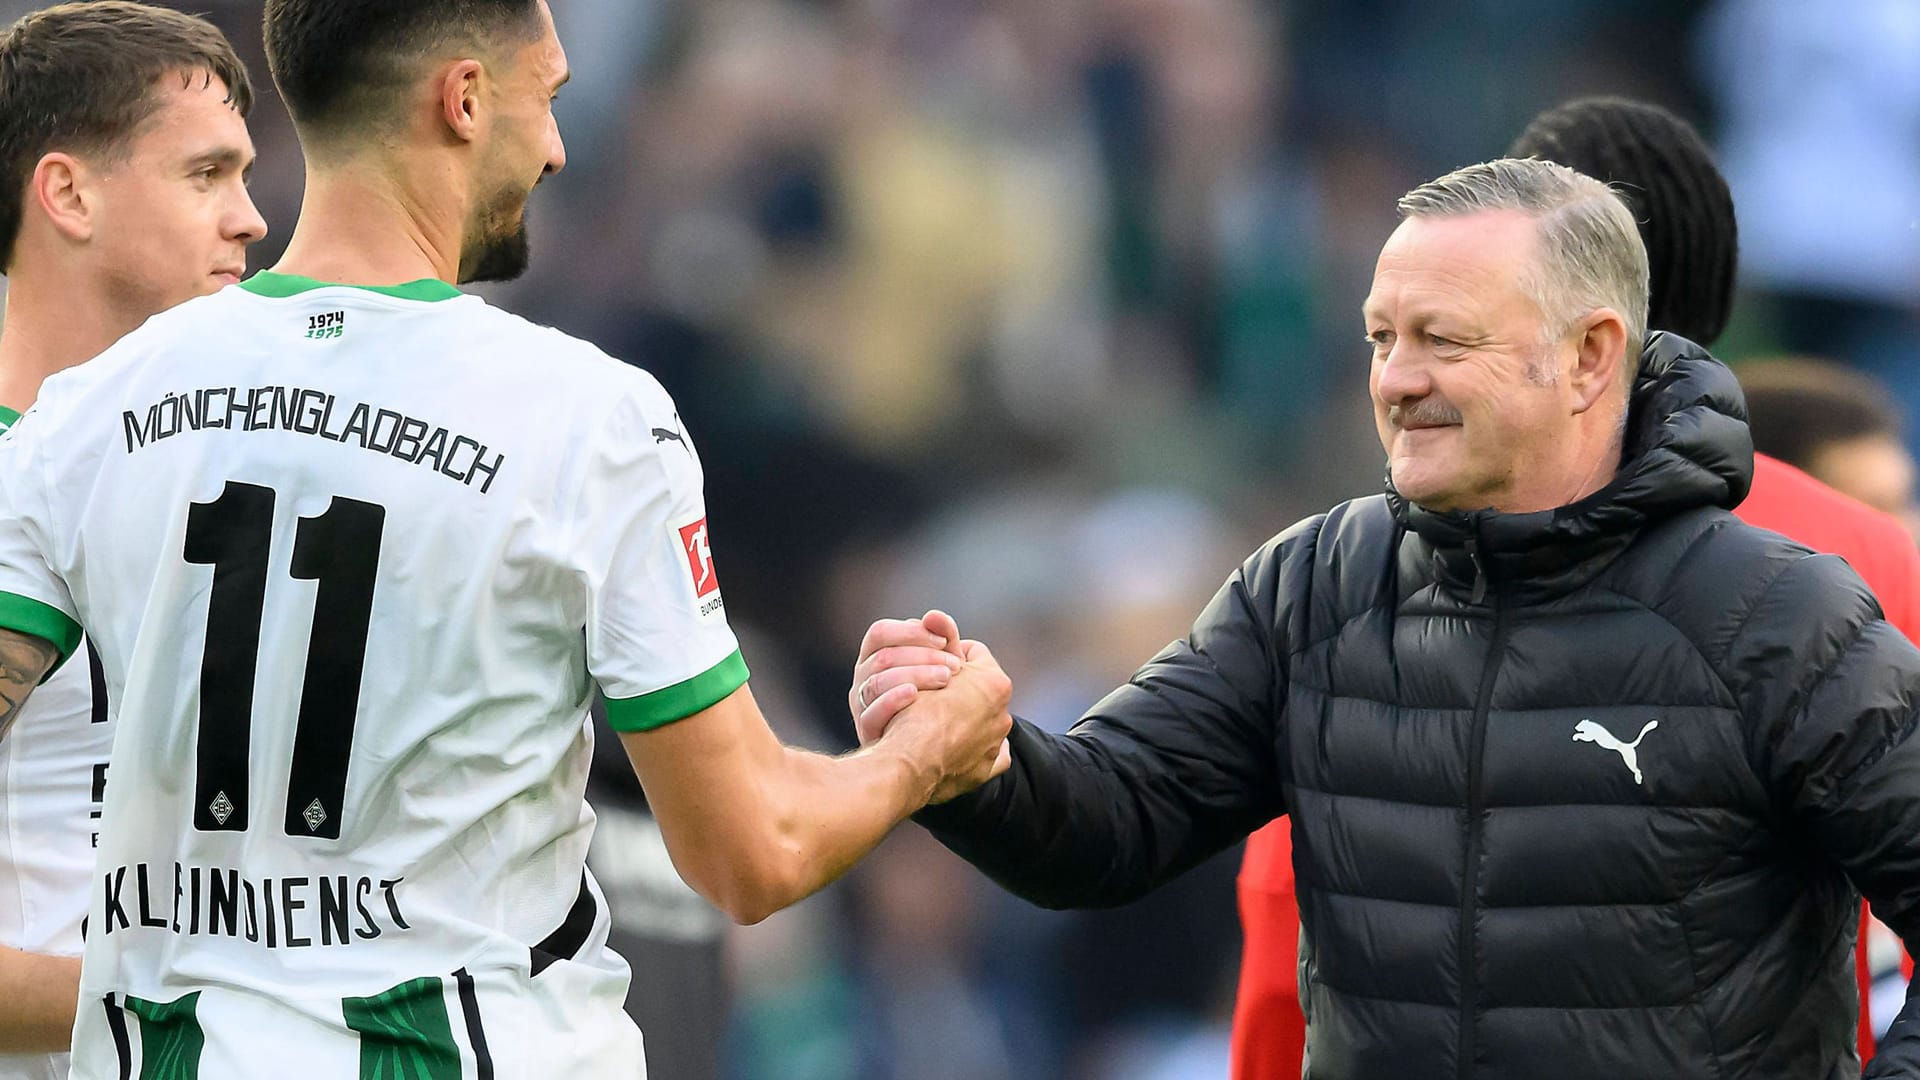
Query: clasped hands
849 609 1013 805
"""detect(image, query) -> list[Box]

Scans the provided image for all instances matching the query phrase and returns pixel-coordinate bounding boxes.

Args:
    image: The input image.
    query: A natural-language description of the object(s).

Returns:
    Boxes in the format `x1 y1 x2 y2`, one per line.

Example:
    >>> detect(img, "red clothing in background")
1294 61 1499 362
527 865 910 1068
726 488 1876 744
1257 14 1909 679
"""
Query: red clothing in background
1740 454 1920 641
1234 823 1305 1079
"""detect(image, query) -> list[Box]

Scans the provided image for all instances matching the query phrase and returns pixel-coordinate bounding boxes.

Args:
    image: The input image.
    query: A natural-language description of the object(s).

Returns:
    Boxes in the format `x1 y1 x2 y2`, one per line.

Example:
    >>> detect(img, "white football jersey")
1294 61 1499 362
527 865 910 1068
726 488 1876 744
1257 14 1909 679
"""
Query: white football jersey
0 403 111 1080
0 273 747 1079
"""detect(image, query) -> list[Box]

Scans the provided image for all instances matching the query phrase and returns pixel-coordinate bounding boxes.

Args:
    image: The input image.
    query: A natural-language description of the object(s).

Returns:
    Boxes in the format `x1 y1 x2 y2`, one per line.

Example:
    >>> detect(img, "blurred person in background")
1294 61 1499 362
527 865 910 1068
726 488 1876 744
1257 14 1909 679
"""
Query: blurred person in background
1698 0 1920 455
840 828 1019 1080
861 157 1920 1079
1233 94 1920 1079
1739 358 1920 539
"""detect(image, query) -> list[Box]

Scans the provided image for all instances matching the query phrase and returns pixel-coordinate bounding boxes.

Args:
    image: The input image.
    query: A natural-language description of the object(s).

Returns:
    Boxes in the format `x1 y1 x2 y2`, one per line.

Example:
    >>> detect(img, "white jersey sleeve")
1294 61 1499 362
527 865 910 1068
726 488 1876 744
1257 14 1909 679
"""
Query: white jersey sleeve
576 381 746 732
0 412 82 673
0 405 111 1080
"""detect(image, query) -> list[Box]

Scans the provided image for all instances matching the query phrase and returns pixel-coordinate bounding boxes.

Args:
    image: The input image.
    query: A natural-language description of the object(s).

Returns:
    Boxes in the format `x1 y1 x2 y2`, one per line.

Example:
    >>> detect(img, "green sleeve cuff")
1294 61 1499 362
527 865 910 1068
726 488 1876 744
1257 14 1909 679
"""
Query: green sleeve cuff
0 591 81 679
604 650 749 732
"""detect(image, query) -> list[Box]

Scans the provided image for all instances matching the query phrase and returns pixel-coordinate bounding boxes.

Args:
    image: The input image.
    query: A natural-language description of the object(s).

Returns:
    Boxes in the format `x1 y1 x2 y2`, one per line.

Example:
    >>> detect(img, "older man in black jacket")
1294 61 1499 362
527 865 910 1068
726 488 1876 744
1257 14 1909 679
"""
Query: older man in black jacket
853 157 1920 1079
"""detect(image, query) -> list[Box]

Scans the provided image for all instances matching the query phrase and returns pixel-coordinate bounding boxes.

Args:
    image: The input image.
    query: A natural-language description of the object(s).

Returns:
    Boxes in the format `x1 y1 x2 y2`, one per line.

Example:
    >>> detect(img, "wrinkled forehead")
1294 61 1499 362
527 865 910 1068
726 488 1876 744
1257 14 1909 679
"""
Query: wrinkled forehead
1364 211 1544 321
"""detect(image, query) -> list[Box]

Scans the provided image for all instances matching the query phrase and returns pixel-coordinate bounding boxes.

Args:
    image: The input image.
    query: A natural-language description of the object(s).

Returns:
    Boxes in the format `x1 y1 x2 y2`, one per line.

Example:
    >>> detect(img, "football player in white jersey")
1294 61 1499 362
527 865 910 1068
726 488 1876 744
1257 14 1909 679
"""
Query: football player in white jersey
0 1 1010 1077
0 6 264 1079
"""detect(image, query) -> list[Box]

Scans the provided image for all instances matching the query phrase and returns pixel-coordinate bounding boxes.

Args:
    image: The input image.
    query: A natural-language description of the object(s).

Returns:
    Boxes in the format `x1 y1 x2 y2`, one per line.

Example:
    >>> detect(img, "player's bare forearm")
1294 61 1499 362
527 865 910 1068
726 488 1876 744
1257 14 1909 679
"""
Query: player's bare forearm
623 672 1008 924
778 737 954 891
738 669 1012 918
0 629 55 739
0 945 80 1052
622 690 929 924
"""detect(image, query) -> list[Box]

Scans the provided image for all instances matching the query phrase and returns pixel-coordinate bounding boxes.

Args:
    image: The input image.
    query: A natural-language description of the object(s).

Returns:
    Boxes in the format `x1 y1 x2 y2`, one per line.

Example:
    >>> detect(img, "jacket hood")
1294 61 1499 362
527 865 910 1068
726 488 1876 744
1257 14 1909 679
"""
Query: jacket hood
1389 331 1754 603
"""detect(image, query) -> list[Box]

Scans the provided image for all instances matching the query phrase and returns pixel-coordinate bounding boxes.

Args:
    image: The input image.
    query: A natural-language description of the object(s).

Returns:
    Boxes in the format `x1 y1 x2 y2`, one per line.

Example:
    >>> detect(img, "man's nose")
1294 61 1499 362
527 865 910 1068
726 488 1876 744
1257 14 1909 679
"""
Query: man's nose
1373 340 1431 405
231 187 269 246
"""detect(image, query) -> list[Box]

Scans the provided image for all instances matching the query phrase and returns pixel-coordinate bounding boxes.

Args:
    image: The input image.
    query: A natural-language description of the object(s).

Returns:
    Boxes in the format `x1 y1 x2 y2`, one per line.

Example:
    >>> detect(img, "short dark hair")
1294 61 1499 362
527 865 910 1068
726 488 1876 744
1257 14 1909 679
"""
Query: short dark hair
263 0 541 139
1509 97 1737 348
0 1 253 270
1738 357 1902 469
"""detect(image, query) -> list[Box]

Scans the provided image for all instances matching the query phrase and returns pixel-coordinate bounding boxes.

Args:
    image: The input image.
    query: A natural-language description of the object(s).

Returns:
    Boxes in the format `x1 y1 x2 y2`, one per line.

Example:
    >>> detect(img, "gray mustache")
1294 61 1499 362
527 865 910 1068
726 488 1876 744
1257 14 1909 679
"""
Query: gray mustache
1389 398 1463 429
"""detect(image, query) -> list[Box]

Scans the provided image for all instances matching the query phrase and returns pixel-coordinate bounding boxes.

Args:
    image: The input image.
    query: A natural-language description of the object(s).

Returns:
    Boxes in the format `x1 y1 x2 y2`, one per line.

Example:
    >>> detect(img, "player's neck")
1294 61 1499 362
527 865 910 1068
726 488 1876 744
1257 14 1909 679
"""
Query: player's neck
0 269 143 413
272 162 465 288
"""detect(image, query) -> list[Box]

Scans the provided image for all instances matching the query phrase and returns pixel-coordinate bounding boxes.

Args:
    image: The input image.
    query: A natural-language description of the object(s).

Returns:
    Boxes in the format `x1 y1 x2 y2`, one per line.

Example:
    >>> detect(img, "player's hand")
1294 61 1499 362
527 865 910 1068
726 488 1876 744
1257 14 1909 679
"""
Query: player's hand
871 631 1013 805
925 638 1014 803
850 612 965 745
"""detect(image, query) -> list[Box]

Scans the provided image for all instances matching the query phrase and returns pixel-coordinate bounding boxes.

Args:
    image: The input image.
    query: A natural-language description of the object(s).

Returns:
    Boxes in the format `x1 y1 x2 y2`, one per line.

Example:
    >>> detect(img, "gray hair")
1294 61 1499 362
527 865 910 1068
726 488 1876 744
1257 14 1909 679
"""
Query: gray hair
1397 158 1650 382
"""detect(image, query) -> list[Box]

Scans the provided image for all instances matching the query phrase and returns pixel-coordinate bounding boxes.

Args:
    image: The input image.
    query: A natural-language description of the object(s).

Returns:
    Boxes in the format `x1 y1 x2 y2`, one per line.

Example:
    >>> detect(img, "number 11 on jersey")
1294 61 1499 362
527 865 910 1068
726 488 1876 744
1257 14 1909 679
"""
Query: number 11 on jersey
184 481 385 840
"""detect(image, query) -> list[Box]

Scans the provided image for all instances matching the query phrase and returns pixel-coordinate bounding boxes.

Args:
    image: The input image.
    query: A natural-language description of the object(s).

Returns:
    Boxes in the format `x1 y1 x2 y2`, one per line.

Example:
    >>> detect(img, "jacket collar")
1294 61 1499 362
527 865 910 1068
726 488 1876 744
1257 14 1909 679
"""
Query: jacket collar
1389 332 1753 605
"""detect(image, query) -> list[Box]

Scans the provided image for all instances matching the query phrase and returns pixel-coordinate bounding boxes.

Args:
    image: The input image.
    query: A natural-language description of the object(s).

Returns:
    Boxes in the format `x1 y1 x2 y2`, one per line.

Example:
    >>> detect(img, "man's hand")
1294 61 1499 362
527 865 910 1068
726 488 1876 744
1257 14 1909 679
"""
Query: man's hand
628 622 1011 923
852 610 1012 803
879 638 1014 804
848 614 963 745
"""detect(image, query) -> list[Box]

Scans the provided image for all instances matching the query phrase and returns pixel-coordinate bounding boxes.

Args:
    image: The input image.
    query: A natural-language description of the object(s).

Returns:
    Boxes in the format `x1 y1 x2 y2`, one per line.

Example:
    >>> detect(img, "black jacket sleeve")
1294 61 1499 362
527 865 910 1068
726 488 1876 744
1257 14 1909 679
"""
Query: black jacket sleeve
1724 552 1920 1077
914 523 1305 909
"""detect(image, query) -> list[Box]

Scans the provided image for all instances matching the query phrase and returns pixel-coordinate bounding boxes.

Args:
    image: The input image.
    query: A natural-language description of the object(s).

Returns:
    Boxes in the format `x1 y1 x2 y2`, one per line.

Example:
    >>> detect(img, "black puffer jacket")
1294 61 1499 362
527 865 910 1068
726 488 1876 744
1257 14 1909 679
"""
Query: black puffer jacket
919 334 1920 1079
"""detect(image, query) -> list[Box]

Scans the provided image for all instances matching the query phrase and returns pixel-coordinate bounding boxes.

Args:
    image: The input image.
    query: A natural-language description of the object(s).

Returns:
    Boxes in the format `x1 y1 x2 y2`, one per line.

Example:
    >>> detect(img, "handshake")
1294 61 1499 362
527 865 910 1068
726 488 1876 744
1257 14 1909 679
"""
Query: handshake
847 610 1014 806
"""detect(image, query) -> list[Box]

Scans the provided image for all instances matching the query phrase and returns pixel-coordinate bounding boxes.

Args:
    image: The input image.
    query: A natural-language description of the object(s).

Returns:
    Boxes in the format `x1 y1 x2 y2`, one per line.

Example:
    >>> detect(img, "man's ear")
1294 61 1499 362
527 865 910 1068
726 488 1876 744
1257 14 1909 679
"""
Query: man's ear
1568 307 1629 415
437 58 486 143
29 152 95 245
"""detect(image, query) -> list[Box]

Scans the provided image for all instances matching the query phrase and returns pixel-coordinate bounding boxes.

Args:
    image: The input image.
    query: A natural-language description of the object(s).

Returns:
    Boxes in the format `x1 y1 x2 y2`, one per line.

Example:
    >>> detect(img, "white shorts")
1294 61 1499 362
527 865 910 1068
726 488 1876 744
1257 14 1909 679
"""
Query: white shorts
68 957 645 1080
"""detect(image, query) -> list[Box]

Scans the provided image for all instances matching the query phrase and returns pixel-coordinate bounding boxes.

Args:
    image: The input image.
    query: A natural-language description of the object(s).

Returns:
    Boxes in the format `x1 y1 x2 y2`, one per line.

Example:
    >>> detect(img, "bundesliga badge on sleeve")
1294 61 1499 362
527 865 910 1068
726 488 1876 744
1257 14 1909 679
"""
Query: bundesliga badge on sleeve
677 516 725 619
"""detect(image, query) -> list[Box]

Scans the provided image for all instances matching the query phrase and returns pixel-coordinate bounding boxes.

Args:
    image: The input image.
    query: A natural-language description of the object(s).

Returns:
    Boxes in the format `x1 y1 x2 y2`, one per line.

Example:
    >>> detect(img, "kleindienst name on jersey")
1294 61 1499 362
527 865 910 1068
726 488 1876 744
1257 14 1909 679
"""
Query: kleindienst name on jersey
97 862 411 949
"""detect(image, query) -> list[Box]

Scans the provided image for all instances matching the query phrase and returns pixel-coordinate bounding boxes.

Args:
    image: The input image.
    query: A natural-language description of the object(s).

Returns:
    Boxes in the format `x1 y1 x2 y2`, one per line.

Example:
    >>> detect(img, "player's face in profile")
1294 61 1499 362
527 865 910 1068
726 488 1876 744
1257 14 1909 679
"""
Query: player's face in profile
460 0 568 284
90 72 266 314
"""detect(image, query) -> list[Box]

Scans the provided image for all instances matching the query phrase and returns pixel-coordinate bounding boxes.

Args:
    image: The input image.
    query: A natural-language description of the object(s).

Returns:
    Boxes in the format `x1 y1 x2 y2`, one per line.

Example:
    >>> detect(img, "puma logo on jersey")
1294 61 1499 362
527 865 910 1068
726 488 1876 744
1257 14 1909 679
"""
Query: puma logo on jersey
652 414 690 454
1572 718 1659 785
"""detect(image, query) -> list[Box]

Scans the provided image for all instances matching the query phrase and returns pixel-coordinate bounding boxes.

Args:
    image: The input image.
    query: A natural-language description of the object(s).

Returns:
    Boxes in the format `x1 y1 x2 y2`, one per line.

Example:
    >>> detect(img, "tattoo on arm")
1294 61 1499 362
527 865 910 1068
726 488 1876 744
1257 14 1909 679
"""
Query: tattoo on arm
0 630 56 737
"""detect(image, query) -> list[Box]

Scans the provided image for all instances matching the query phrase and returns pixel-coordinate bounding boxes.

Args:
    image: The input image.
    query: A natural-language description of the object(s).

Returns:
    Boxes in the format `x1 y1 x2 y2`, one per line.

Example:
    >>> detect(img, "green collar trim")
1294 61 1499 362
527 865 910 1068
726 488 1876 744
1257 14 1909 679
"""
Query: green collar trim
240 270 463 303
0 406 20 432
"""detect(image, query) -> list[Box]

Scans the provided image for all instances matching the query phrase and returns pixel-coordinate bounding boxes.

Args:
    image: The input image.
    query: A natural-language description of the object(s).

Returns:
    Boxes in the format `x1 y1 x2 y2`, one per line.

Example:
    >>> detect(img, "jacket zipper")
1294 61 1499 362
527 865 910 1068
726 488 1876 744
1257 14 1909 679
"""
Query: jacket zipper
1458 533 1506 1080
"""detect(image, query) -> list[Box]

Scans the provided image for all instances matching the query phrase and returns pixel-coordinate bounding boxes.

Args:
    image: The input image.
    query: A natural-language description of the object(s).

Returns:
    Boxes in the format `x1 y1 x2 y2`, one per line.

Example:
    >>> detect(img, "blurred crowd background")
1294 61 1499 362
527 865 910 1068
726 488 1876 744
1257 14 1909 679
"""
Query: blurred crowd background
5 0 1920 1076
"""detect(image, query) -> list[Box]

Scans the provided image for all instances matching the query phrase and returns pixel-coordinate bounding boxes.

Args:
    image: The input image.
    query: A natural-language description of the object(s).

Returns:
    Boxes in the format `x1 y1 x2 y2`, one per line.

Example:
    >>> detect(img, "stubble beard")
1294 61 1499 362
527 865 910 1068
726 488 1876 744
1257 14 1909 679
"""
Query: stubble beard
458 186 533 285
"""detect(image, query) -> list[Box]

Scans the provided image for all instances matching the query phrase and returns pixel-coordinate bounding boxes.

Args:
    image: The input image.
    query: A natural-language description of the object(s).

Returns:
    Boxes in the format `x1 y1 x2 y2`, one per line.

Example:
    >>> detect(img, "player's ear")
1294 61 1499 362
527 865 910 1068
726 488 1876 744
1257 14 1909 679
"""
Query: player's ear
436 58 486 143
30 152 94 245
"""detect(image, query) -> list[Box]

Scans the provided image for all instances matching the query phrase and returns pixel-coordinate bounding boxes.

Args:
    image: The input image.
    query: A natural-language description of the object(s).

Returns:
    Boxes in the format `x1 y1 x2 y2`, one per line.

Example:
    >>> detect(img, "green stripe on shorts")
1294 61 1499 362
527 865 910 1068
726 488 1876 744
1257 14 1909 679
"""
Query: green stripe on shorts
343 976 463 1080
124 992 204 1080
